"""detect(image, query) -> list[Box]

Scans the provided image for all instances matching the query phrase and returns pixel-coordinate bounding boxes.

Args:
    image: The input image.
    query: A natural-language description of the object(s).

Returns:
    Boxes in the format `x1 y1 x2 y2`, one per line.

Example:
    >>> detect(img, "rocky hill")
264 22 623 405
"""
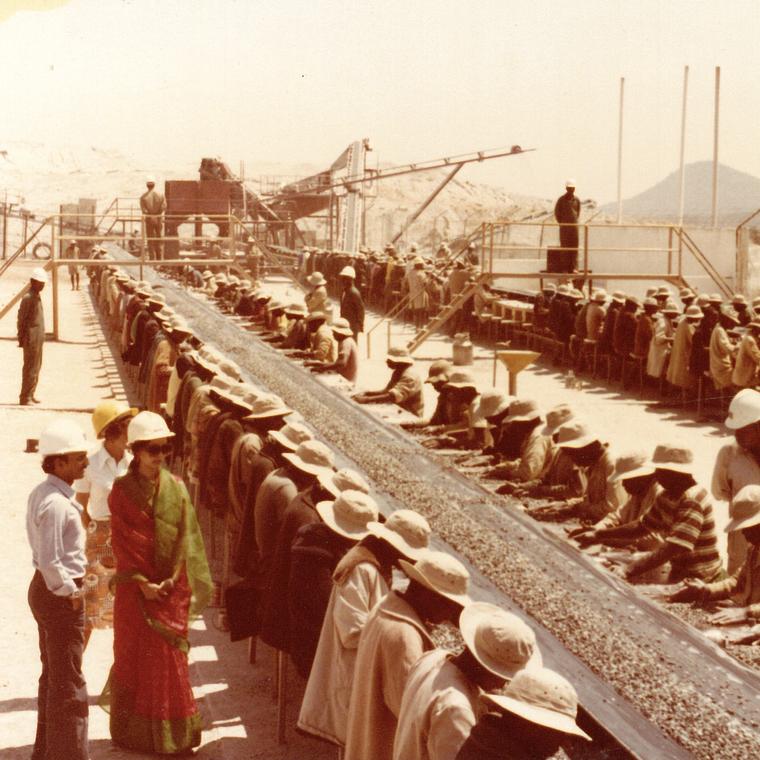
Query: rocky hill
599 161 760 224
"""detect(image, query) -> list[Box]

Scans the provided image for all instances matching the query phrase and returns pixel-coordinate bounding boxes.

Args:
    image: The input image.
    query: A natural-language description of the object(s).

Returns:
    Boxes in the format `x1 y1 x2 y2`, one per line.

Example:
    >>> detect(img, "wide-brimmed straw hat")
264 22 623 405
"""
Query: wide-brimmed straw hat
445 370 477 390
611 451 654 483
662 301 680 315
460 602 542 681
318 468 370 497
268 420 313 450
685 305 703 320
484 668 591 740
505 399 541 423
316 490 379 540
282 440 335 476
725 484 760 532
306 311 328 323
472 390 512 428
215 382 259 414
592 290 607 304
307 271 327 287
725 388 760 430
285 303 307 317
209 374 235 404
556 421 598 449
399 551 471 606
611 290 625 303
245 394 294 421
331 318 354 337
650 444 694 474
425 360 453 384
540 404 573 437
367 509 431 561
386 346 414 365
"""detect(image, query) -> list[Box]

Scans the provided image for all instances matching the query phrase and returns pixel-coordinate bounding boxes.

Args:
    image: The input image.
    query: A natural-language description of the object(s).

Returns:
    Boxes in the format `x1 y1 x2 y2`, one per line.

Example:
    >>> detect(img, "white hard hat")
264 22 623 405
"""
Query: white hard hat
725 389 760 430
127 411 175 444
146 176 156 185
339 265 356 279
39 419 88 457
31 267 48 284
565 179 576 188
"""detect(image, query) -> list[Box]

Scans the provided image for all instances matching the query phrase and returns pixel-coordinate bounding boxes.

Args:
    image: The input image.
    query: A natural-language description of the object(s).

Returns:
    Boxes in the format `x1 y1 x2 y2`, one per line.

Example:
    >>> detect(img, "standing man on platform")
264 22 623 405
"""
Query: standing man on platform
140 176 166 260
17 267 47 405
339 264 365 340
65 240 81 291
554 180 581 271
27 419 90 760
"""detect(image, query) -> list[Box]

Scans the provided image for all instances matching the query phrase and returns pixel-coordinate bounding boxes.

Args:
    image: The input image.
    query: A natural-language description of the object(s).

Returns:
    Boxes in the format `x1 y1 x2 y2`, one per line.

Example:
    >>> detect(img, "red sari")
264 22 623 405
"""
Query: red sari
103 467 212 754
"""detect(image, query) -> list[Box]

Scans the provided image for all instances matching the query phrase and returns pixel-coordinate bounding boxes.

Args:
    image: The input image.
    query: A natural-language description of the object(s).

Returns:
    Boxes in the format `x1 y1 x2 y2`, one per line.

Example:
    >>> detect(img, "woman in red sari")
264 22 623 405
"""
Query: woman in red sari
103 411 212 755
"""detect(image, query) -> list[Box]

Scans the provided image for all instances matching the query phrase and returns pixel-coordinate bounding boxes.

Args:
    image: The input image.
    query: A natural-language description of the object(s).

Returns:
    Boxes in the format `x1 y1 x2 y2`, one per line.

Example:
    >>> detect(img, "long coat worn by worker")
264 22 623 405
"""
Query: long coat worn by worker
647 313 674 379
709 324 735 389
17 287 45 404
666 317 696 389
343 591 434 760
733 333 760 388
341 284 366 336
298 546 389 746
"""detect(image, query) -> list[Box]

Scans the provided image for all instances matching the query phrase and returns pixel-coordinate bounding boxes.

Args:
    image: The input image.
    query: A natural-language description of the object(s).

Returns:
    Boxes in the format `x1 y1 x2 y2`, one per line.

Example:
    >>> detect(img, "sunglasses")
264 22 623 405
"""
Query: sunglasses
145 443 173 456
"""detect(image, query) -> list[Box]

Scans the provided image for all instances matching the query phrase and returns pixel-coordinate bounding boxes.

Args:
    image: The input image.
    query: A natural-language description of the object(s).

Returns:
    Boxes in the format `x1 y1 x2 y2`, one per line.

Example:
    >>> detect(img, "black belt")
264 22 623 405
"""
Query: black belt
33 569 84 589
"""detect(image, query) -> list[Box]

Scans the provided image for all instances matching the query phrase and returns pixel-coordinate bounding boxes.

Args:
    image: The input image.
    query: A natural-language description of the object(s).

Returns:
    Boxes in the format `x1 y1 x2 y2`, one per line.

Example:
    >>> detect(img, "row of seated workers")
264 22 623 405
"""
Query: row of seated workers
89 255 760 759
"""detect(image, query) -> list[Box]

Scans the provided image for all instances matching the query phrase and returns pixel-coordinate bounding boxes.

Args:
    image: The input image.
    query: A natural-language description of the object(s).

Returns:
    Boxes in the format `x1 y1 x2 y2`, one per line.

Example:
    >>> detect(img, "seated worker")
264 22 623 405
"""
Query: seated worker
305 270 329 313
279 303 310 350
343 550 471 760
485 400 553 492
402 360 454 430
308 317 358 383
393 602 541 760
421 370 481 449
299 508 431 747
457 669 590 759
527 422 624 523
732 321 760 389
286 311 337 364
353 346 424 417
669 484 760 639
579 445 725 584
572 451 662 549
261 300 287 335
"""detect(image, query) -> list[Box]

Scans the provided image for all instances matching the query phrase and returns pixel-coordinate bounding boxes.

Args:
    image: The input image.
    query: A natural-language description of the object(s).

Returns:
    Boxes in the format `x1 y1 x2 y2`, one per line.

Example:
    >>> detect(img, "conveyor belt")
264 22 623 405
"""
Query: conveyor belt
155 277 760 759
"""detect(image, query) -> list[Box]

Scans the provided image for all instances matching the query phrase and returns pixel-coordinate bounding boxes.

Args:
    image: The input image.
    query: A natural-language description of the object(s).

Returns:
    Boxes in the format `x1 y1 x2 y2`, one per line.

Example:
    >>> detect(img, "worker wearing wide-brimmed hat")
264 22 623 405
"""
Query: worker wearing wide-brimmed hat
527 422 624 523
424 370 481 447
666 303 702 391
709 307 739 390
305 270 329 314
354 345 424 417
394 601 541 760
17 266 48 405
586 444 724 583
300 506 431 747
459 668 590 759
669 484 760 635
711 388 760 573
573 450 662 550
732 321 760 390
308 317 359 383
405 255 429 328
401 360 456 431
344 550 471 760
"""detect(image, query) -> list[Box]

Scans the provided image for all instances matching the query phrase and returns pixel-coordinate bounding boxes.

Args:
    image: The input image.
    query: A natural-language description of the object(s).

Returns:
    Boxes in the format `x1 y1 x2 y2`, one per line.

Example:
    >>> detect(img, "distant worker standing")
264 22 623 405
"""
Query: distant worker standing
17 267 48 406
554 180 581 270
65 240 81 291
139 177 166 260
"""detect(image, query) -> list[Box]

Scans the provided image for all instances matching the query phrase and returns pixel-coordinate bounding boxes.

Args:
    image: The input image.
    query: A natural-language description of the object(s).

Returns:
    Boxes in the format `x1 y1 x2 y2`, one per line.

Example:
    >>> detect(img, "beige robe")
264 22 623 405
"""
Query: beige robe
392 649 482 760
298 547 389 746
646 313 674 379
666 318 695 389
733 333 760 388
710 325 735 389
344 591 433 760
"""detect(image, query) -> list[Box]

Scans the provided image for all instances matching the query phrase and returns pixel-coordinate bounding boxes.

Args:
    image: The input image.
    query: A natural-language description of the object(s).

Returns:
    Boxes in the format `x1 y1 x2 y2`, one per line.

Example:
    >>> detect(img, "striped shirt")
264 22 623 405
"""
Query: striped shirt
641 486 724 582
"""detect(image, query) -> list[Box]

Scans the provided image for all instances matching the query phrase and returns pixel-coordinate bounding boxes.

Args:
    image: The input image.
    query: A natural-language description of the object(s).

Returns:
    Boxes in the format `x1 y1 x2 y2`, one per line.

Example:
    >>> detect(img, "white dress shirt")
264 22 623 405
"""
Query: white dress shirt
74 443 132 520
26 474 87 596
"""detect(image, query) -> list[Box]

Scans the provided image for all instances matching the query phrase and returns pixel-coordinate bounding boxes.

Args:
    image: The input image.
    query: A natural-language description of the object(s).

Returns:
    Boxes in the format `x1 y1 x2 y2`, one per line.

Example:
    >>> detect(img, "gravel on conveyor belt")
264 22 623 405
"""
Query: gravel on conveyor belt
158 281 760 760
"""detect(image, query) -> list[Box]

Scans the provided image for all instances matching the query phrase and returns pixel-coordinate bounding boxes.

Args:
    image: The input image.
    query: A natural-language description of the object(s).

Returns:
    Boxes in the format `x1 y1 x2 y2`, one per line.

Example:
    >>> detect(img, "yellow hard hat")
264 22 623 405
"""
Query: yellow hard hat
92 400 138 439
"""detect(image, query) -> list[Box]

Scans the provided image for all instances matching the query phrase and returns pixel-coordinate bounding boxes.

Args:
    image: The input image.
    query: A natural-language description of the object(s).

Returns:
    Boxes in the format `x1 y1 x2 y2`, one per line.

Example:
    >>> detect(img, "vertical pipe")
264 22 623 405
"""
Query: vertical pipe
1 202 7 260
241 160 247 221
51 221 59 341
711 66 721 229
677 65 689 227
617 77 625 224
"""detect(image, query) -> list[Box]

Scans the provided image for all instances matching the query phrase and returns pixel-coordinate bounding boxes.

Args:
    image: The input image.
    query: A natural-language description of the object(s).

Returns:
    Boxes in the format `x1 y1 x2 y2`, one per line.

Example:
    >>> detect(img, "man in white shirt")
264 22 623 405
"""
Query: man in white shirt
27 419 90 760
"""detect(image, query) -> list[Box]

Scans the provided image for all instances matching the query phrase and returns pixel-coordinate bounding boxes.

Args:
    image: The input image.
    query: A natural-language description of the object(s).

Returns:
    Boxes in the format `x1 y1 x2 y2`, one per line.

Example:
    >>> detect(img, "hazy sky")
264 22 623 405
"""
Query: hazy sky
2 0 759 203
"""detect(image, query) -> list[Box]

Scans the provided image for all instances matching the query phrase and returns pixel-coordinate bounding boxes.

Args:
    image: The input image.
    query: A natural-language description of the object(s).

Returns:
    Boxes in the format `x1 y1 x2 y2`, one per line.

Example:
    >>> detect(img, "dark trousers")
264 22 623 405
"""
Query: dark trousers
144 216 163 260
20 335 43 403
28 571 88 760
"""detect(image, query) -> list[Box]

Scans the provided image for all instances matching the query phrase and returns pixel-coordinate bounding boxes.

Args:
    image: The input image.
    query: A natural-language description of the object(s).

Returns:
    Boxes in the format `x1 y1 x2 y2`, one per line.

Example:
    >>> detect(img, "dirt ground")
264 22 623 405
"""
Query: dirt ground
0 261 334 759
